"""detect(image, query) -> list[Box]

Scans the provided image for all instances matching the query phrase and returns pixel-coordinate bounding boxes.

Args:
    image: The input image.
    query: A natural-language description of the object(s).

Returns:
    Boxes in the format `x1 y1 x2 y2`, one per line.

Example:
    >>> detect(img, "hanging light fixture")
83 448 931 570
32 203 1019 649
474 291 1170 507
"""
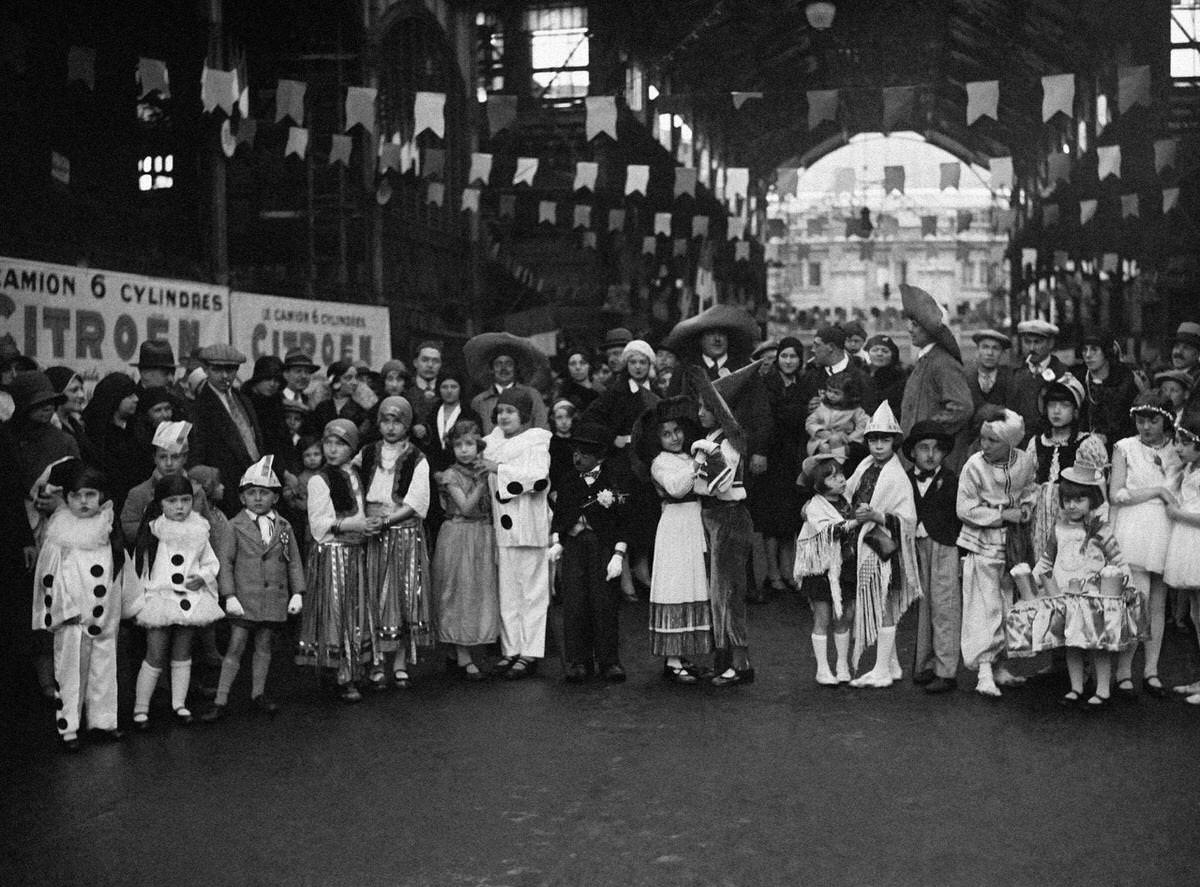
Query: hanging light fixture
805 1 836 30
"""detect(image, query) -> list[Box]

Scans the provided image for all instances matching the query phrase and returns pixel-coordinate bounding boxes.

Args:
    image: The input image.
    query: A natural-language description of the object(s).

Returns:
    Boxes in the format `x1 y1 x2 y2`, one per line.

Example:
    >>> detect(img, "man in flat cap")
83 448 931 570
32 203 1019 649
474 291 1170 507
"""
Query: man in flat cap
1008 319 1068 441
968 329 1015 414
899 285 973 469
190 344 264 516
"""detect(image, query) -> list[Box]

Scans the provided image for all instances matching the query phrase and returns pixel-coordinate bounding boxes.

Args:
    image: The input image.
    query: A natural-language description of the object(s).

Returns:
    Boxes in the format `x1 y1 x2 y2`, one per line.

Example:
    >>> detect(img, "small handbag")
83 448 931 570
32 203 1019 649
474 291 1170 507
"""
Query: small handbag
864 524 897 561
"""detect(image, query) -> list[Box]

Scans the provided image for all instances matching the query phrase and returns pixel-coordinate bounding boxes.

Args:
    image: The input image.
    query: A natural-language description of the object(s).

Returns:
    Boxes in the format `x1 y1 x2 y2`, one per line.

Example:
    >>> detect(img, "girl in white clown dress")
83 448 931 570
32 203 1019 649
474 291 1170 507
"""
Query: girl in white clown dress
130 473 222 727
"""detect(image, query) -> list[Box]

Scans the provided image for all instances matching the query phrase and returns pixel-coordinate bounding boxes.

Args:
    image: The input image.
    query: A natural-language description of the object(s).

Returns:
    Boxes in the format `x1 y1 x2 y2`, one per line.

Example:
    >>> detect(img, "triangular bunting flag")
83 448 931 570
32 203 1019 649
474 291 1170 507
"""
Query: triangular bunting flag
499 194 516 219
883 165 905 195
414 91 446 138
276 79 306 125
1164 187 1180 213
585 96 617 140
574 161 598 192
957 210 973 233
642 235 657 256
881 86 915 134
1041 73 1074 121
1118 65 1150 114
807 89 839 130
1047 152 1072 184
654 212 672 236
514 157 539 186
573 205 591 230
582 231 597 250
1021 248 1037 269
966 80 998 124
284 127 309 159
487 95 518 134
727 217 744 241
235 118 257 149
776 167 799 196
137 57 170 99
1097 145 1121 180
1079 199 1098 225
201 66 236 114
538 200 557 225
732 91 763 110
625 164 650 196
939 162 961 191
692 216 710 239
726 167 749 201
608 209 625 232
735 242 750 262
461 187 480 213
990 156 1013 190
426 182 445 207
674 168 697 199
422 148 444 180
329 134 352 167
673 238 688 257
345 86 377 134
468 152 493 185
67 46 95 90
1120 193 1139 218
1155 138 1177 174
379 143 403 174
920 215 937 237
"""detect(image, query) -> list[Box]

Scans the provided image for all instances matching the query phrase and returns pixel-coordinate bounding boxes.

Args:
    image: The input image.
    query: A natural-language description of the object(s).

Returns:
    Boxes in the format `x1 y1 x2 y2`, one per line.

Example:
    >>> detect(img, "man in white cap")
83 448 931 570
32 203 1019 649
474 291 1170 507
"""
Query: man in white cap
899 285 973 470
120 421 209 540
1008 319 1068 441
191 344 264 517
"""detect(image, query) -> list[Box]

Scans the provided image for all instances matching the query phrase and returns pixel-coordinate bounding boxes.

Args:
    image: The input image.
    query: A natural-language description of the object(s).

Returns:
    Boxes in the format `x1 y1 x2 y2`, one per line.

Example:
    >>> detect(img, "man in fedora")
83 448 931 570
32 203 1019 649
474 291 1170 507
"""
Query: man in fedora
968 329 1014 413
1169 321 1200 389
899 285 973 470
1008 319 1068 441
190 344 264 517
131 339 189 411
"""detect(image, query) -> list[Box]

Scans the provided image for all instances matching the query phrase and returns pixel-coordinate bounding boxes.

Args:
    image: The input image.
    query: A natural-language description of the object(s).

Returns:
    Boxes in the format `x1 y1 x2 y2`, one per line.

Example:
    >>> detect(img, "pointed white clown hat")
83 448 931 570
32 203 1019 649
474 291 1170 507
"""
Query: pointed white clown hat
864 400 903 436
151 420 192 454
239 455 280 489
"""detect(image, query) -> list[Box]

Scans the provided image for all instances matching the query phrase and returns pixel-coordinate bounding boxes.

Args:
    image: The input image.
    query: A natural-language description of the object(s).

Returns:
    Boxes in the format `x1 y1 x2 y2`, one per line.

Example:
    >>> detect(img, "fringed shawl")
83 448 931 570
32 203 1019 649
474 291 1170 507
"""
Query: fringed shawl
845 453 923 666
794 493 849 620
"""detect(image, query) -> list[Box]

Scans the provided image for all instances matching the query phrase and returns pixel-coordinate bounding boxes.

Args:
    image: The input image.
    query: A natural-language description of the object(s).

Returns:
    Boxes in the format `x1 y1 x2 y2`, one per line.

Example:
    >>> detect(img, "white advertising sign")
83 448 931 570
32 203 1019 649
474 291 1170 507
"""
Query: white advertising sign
0 256 229 385
230 291 392 368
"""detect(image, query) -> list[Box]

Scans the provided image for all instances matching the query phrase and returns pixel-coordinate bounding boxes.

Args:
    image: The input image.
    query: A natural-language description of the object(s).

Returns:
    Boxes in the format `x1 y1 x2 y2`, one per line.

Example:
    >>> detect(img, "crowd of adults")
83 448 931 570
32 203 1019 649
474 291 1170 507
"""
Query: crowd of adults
2 282 1197 702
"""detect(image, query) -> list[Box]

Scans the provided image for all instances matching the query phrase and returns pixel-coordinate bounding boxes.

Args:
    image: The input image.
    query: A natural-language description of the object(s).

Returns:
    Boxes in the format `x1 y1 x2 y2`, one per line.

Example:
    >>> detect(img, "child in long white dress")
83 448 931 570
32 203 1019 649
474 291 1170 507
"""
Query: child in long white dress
1166 414 1200 703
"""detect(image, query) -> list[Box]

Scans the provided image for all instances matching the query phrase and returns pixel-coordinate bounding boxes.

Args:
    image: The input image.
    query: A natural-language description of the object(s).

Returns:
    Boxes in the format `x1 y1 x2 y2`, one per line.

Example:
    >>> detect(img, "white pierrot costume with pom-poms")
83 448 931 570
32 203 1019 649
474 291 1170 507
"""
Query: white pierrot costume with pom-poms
32 501 133 738
134 511 223 628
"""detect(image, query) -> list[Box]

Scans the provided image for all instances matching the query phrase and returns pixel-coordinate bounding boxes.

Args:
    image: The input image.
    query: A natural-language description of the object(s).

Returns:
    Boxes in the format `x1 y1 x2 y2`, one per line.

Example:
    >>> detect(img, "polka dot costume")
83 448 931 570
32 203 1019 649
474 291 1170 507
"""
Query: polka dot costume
133 512 223 628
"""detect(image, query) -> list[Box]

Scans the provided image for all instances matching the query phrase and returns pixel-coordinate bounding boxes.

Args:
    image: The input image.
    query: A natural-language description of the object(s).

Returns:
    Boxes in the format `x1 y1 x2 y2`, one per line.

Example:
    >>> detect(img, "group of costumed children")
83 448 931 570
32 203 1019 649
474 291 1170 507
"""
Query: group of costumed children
35 351 1200 749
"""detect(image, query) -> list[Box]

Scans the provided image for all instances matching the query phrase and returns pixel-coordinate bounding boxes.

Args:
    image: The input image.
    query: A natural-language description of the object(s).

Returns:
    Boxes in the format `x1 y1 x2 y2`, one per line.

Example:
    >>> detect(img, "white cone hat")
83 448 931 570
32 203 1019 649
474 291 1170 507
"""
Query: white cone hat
864 400 902 436
239 455 280 489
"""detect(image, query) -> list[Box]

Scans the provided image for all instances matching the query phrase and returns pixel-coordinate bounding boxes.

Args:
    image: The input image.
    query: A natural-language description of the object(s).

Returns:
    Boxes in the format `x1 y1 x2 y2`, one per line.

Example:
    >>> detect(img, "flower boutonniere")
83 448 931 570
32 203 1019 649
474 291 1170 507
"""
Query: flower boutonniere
1041 368 1057 382
279 527 292 560
596 489 616 508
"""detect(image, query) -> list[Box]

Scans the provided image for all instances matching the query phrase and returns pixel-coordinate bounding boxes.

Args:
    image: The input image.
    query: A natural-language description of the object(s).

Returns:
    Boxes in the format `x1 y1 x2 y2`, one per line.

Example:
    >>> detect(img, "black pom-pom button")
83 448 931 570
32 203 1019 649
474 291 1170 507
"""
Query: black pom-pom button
171 554 184 566
532 479 549 492
171 573 185 585
42 575 54 588
179 599 191 611
87 625 100 636
92 606 104 618
507 481 524 495
94 585 106 598
500 514 513 530
90 565 104 577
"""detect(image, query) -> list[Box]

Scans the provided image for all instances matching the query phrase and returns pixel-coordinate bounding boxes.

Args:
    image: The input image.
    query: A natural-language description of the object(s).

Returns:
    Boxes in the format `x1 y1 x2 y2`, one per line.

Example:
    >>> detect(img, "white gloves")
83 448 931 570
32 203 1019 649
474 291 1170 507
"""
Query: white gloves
614 435 632 449
547 543 564 563
605 554 624 581
225 596 245 617
287 594 303 615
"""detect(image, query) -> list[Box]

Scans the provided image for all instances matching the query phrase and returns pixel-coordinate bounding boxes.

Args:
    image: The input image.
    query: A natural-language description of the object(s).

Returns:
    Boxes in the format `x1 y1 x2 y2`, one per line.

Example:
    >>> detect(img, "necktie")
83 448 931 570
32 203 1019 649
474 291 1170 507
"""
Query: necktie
582 469 600 486
223 391 260 460
257 515 274 544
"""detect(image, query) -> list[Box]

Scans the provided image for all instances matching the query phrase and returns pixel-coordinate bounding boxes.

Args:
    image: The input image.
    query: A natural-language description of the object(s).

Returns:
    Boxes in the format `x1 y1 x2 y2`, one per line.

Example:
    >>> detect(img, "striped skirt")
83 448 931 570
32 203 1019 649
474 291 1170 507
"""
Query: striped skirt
365 518 434 662
295 541 370 684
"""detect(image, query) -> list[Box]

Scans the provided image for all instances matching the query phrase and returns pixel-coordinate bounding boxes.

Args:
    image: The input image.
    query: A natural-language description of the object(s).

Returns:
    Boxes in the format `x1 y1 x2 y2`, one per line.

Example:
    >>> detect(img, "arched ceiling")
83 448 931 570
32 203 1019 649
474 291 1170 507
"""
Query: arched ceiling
619 0 1155 174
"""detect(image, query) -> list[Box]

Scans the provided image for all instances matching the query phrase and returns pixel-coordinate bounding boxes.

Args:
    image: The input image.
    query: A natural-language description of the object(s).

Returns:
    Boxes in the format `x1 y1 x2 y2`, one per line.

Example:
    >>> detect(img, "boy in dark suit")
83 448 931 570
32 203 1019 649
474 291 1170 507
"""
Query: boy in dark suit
202 456 305 720
550 421 631 683
904 421 962 693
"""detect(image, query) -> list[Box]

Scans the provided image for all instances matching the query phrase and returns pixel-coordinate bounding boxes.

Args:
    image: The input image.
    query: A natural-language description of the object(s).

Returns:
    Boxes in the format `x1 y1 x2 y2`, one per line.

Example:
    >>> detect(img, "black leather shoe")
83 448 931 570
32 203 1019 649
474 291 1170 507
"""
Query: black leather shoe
61 736 82 752
200 704 226 723
1143 676 1169 699
252 695 280 715
601 663 627 683
712 667 756 686
662 662 699 684
911 669 936 686
563 663 589 684
923 676 956 694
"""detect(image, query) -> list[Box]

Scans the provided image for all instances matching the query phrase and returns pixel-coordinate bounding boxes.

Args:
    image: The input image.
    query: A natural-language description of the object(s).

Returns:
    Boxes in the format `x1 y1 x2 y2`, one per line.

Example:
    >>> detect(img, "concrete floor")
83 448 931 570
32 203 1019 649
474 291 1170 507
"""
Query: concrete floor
3 592 1200 887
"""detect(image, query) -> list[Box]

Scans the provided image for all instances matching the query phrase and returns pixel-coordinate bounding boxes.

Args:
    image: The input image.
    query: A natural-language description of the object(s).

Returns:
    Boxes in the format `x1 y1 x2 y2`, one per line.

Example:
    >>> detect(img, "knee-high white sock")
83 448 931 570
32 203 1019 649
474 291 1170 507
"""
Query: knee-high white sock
889 633 903 679
134 662 162 715
833 631 851 680
170 660 192 712
811 634 836 684
251 652 271 699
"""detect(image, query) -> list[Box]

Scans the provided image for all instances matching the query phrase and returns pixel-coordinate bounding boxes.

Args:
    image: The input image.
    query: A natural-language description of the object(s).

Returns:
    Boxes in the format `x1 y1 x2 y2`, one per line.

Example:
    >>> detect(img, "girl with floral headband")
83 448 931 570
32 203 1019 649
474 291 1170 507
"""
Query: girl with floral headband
1109 389 1182 699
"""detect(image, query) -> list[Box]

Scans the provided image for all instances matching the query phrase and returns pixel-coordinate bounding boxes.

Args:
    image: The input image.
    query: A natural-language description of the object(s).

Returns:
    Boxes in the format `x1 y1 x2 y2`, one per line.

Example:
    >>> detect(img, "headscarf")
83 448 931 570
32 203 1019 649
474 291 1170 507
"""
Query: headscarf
44 366 80 395
620 339 656 367
982 408 1025 447
82 373 137 437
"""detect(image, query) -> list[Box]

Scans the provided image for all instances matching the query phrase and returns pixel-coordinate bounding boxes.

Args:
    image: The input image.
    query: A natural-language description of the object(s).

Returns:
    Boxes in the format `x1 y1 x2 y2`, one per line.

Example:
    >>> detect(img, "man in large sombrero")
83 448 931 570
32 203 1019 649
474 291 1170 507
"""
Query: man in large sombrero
899 284 973 470
465 332 551 434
